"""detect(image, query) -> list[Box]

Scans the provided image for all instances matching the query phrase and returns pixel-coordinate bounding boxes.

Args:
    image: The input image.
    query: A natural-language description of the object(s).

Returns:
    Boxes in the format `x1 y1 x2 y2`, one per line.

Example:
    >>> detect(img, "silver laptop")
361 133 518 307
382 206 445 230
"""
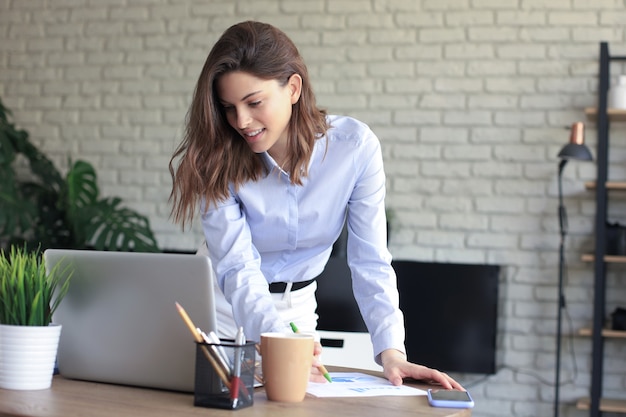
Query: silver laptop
44 249 217 392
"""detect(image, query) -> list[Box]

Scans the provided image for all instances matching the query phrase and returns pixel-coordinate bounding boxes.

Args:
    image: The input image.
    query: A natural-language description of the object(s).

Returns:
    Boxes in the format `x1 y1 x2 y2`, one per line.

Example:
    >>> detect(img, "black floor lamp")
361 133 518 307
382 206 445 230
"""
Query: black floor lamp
555 122 593 417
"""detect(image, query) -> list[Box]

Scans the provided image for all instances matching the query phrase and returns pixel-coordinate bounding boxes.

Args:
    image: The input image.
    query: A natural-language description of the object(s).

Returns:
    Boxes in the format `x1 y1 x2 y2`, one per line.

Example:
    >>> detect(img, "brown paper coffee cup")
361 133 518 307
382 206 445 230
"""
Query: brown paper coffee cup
260 332 314 402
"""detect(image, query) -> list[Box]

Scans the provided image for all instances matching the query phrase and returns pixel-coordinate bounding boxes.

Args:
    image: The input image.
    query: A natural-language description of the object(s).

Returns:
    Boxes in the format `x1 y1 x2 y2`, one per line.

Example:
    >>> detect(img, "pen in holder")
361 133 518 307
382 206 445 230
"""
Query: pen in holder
194 340 256 410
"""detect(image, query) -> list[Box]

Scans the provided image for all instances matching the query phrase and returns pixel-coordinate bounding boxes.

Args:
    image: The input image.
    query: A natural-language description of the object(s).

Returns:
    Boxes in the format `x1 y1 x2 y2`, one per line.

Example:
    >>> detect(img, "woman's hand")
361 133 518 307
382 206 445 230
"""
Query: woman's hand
309 341 329 382
381 349 464 390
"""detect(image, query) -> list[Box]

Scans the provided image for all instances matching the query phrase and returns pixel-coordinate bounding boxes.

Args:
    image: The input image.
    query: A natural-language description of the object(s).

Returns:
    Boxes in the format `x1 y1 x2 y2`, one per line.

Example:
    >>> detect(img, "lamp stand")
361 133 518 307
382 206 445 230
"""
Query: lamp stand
554 159 568 417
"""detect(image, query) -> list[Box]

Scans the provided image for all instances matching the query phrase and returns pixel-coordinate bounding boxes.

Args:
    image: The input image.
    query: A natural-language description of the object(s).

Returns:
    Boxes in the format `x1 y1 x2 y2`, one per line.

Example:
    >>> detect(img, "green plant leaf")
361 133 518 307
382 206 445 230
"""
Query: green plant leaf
14 137 64 193
0 119 39 238
0 127 17 166
0 98 63 248
0 180 39 237
27 183 73 250
64 160 99 210
62 160 100 246
81 197 159 252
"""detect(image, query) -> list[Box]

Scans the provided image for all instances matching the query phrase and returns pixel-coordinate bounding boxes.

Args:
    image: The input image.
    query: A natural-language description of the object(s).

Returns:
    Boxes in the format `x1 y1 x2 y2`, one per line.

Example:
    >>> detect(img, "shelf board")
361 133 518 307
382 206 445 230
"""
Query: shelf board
578 328 626 338
581 253 626 263
585 107 626 121
577 397 626 413
585 181 626 190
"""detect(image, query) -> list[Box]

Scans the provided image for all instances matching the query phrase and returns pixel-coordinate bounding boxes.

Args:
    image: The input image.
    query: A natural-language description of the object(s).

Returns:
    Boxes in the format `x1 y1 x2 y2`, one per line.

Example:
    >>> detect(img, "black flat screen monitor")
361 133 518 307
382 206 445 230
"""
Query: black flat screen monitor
393 260 499 374
315 258 499 374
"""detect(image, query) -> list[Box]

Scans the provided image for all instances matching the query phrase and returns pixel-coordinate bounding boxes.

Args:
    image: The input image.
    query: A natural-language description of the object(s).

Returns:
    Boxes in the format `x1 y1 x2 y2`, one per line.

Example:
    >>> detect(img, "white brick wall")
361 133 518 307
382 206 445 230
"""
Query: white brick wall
2 1 626 416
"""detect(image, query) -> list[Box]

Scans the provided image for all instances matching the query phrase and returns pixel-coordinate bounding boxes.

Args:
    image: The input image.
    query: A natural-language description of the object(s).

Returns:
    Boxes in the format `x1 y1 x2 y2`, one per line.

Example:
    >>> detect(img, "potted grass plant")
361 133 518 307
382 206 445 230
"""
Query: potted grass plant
0 245 72 390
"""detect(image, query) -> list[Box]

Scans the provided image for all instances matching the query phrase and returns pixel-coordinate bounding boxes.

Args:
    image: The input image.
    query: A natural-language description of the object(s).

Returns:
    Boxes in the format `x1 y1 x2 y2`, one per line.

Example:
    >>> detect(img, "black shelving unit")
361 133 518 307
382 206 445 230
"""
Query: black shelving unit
585 41 626 417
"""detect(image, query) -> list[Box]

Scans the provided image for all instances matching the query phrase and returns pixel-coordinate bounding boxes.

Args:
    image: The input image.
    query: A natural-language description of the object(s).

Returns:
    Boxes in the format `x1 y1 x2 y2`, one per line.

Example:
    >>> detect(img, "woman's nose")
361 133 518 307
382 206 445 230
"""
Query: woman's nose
236 109 251 129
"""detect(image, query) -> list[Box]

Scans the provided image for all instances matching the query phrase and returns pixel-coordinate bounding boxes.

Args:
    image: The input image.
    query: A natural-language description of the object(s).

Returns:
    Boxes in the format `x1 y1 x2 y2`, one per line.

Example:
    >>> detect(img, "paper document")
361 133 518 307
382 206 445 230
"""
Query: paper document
306 372 428 398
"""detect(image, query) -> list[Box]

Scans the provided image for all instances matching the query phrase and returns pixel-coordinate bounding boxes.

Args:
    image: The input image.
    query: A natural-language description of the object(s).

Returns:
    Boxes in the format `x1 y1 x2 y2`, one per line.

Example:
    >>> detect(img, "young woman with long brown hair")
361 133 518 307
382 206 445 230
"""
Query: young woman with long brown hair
170 20 462 389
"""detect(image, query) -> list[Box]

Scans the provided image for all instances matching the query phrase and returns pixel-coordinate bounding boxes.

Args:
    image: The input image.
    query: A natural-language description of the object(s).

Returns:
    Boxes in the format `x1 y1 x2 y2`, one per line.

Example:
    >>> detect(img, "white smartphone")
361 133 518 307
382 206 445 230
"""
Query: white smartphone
427 389 474 408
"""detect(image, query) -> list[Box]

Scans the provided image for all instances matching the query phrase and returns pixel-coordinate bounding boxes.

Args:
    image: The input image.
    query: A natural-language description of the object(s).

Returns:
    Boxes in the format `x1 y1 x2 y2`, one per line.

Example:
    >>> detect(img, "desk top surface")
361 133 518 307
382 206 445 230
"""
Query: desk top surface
0 370 471 417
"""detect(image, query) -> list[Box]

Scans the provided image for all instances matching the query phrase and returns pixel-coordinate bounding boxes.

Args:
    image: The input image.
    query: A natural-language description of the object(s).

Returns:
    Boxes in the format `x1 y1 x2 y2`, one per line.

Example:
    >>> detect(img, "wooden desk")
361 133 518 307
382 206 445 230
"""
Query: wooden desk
0 371 471 417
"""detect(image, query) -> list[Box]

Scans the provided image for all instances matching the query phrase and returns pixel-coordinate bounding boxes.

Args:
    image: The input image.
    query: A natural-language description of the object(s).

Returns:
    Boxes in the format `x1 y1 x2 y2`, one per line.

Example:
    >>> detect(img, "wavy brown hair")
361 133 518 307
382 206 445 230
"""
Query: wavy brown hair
169 21 329 229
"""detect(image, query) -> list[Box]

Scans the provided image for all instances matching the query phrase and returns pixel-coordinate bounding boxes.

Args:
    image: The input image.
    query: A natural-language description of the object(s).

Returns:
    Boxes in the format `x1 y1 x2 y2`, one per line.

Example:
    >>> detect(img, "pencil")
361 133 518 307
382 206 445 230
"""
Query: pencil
289 322 332 383
175 302 232 390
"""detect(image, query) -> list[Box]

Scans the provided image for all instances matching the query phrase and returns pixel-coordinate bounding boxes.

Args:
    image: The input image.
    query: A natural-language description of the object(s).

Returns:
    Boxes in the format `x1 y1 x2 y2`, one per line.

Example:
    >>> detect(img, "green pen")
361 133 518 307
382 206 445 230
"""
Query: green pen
289 322 332 383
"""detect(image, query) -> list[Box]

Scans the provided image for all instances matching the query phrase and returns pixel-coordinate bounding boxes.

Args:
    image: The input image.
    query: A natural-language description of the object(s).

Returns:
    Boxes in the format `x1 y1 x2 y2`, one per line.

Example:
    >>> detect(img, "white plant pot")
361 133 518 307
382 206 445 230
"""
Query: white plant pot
0 323 62 390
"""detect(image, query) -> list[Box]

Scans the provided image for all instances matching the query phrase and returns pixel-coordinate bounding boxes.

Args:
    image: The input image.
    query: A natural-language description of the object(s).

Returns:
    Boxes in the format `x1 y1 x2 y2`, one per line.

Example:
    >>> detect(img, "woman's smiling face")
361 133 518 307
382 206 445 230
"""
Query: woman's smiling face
217 71 302 164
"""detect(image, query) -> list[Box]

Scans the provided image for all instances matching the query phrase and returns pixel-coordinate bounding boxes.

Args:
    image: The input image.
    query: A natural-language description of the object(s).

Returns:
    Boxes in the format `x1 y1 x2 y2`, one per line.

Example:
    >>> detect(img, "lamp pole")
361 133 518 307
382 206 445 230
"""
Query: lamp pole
554 159 568 417
554 122 592 417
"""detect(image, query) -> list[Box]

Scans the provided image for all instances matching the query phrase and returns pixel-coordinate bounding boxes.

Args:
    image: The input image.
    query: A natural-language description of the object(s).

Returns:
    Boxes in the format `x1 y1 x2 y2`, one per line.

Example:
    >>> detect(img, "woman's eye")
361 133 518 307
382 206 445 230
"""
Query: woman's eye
249 100 261 107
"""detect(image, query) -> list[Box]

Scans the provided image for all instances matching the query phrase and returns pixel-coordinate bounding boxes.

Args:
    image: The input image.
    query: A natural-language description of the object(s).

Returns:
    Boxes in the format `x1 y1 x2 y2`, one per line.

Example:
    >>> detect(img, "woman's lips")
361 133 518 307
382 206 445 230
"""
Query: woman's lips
243 128 264 142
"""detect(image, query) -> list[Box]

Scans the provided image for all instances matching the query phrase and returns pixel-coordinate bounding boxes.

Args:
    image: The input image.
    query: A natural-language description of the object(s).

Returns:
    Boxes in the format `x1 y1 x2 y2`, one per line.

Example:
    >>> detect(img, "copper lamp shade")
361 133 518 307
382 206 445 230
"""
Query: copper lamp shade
557 122 593 161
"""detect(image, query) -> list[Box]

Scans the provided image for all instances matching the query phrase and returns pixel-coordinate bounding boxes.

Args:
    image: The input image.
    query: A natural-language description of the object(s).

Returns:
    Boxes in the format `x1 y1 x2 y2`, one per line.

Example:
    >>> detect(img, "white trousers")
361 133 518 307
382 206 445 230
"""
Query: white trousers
213 278 320 341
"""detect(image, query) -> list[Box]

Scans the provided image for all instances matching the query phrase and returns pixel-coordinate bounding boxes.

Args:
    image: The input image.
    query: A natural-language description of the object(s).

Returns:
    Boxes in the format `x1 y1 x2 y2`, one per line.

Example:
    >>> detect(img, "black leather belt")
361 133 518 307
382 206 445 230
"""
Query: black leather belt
269 278 315 293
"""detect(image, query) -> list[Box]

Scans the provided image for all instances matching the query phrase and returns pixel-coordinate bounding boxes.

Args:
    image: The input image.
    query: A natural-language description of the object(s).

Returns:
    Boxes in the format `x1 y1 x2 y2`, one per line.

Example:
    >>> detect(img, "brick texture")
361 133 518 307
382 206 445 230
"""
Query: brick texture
1 1 625 416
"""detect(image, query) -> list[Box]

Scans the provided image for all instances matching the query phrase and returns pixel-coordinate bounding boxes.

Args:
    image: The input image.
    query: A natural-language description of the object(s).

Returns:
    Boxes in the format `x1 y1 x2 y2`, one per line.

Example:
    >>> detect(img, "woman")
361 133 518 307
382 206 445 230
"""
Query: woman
170 20 462 389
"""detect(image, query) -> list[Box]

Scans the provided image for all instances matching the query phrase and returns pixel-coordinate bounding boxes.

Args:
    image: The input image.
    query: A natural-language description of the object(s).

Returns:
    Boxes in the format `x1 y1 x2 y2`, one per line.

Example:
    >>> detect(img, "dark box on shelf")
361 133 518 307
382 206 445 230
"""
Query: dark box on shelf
612 307 626 331
606 222 626 255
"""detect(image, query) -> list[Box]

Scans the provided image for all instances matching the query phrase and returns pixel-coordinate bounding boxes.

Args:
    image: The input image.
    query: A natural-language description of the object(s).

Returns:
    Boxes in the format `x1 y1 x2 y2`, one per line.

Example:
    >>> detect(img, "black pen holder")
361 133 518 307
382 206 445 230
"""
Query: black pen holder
194 340 256 410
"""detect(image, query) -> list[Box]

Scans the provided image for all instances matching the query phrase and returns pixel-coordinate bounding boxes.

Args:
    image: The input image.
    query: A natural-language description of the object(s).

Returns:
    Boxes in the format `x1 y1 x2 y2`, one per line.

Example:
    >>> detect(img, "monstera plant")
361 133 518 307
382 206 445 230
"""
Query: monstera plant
0 97 159 253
